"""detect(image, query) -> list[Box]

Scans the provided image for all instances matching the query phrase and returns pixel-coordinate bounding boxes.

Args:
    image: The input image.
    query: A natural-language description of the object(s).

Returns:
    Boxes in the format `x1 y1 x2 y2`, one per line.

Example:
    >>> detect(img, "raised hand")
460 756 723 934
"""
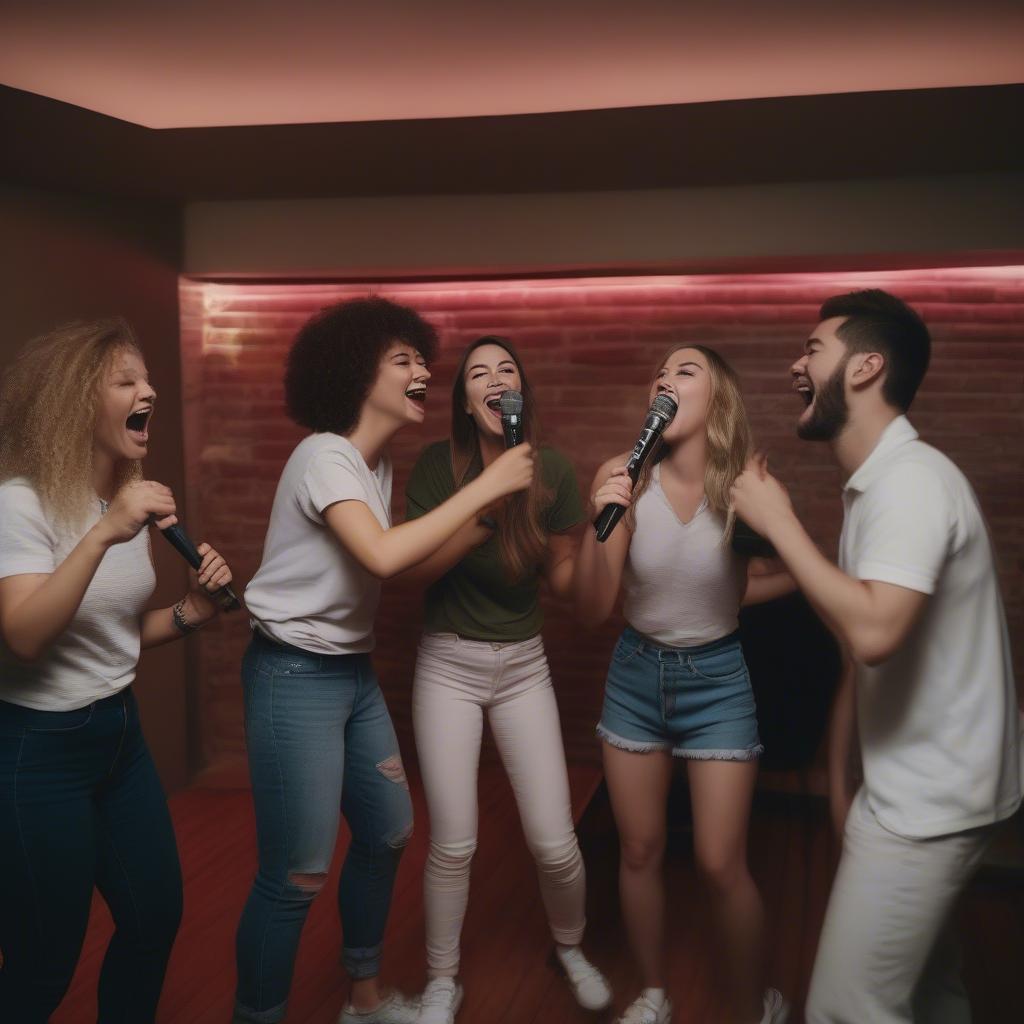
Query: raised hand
481 443 536 501
729 455 794 540
590 465 632 518
97 480 176 546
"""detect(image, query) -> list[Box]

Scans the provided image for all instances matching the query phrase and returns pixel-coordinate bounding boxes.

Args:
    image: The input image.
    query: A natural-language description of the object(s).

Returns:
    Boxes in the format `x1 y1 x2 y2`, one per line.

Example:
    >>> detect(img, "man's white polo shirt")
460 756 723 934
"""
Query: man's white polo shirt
839 415 1022 839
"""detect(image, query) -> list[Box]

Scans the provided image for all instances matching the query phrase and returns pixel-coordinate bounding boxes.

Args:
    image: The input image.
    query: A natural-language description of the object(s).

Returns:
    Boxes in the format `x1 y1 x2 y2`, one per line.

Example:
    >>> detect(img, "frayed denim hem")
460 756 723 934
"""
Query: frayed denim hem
672 743 764 762
596 723 672 754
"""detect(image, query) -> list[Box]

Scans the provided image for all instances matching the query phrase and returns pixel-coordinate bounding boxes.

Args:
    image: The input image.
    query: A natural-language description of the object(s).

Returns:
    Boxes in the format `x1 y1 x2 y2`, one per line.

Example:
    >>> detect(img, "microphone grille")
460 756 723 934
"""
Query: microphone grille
499 390 524 416
650 393 678 421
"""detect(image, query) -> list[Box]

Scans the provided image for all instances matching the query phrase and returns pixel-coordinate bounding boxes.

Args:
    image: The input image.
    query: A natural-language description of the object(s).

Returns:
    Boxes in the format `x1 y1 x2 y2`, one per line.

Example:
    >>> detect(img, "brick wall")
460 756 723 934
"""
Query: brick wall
179 268 1024 772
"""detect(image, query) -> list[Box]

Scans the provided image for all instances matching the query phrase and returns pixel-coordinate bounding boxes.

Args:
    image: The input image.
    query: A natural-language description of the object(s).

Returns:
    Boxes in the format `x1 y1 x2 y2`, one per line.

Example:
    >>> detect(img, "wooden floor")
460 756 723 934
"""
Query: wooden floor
55 765 1024 1023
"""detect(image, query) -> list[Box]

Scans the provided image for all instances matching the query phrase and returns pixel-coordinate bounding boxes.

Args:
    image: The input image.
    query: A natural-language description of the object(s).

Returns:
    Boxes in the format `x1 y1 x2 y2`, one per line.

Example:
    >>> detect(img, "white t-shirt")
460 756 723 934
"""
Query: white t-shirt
840 416 1023 839
0 478 156 711
623 464 745 647
244 433 392 655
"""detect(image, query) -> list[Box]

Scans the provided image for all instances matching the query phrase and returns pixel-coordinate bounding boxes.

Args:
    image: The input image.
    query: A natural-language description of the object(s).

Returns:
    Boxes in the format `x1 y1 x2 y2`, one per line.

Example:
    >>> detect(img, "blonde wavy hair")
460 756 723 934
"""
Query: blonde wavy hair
626 344 752 541
0 318 143 531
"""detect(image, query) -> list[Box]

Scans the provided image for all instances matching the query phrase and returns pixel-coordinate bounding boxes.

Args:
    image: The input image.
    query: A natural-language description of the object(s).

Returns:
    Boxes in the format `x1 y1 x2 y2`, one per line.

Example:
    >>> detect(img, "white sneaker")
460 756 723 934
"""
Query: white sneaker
339 991 420 1024
417 977 464 1024
554 946 613 1011
759 988 790 1024
616 993 672 1024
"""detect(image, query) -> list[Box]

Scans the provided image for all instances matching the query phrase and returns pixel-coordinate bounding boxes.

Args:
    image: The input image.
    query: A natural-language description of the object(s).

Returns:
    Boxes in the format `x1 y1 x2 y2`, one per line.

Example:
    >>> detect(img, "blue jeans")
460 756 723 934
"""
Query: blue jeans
598 626 764 760
0 690 183 1024
234 631 414 1023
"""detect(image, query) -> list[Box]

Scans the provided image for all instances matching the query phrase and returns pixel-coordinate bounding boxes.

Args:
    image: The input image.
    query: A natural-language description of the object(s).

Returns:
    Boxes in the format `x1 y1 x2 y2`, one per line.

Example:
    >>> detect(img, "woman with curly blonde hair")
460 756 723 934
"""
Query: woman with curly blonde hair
0 318 233 1022
573 345 793 1024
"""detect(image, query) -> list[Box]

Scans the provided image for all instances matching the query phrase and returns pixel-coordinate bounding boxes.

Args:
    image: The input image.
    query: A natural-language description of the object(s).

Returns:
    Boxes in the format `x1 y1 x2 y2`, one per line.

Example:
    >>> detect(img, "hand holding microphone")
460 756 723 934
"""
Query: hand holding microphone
97 480 239 612
591 466 634 522
158 521 241 611
593 393 678 541
97 480 177 545
479 444 535 502
470 388 535 528
471 390 533 529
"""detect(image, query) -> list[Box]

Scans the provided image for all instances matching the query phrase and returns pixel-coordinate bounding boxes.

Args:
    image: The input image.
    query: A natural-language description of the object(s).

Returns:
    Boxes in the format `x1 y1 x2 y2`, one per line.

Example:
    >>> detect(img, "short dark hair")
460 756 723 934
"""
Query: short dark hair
819 289 931 411
285 297 439 433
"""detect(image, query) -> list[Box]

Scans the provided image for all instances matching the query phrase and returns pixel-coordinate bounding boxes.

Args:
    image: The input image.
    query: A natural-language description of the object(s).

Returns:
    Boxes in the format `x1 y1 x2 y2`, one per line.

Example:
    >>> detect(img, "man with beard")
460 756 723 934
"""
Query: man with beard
730 288 1022 1023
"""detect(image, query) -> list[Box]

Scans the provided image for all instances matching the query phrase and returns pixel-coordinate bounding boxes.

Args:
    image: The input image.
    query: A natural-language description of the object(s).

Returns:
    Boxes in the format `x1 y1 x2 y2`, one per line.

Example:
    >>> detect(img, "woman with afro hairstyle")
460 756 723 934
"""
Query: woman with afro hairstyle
0 318 233 1022
236 299 534 1024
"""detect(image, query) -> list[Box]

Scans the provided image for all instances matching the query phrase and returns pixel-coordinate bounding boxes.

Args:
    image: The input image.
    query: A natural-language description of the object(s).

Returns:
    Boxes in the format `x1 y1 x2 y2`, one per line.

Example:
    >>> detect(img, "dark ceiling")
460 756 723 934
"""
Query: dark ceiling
2 83 1022 202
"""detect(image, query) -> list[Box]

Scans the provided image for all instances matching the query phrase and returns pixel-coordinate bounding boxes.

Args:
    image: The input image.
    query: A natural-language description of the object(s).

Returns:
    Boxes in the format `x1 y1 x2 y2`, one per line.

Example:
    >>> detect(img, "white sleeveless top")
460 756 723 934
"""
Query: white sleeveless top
622 464 745 647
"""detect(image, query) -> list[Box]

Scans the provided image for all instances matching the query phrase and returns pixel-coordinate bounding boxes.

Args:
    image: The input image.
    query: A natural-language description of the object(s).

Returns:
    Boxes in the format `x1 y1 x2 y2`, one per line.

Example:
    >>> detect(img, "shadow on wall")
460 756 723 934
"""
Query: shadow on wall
740 592 842 773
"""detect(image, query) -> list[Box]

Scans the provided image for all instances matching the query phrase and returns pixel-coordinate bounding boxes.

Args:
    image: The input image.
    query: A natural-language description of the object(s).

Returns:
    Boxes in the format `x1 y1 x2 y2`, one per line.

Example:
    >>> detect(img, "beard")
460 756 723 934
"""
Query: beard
797 358 850 441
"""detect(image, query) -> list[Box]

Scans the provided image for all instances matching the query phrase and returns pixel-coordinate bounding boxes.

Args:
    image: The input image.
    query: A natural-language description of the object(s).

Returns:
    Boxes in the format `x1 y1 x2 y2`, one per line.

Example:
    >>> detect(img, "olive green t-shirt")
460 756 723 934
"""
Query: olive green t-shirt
405 441 585 641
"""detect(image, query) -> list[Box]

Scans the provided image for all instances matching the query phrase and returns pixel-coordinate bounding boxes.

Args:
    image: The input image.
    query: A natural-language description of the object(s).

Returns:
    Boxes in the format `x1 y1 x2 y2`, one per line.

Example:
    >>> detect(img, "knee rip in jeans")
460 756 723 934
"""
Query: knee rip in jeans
376 754 409 790
287 871 328 892
386 820 414 849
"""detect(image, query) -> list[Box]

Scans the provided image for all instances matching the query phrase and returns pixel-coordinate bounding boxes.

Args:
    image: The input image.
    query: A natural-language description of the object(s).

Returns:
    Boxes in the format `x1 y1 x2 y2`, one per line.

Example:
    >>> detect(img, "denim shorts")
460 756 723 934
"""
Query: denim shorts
597 625 763 761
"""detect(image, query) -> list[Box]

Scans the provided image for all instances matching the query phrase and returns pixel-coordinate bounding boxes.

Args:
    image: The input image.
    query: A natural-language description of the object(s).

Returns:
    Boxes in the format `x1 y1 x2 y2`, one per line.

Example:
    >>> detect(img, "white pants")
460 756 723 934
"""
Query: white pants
412 632 587 976
806 789 996 1024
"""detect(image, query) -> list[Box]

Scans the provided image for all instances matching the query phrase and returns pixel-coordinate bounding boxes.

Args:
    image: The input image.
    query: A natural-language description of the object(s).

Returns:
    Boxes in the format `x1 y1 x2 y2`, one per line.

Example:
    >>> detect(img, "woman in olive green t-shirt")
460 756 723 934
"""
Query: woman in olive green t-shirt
405 336 611 1023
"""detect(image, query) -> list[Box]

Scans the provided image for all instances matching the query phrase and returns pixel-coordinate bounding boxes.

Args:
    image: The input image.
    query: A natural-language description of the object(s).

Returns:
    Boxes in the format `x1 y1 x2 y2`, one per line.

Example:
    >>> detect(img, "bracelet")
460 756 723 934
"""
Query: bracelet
172 598 199 634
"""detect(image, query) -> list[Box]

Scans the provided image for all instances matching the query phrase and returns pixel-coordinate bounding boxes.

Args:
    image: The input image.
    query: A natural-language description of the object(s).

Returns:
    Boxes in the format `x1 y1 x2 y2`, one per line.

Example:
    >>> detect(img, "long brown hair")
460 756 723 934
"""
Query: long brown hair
449 336 552 581
0 318 143 531
626 344 752 540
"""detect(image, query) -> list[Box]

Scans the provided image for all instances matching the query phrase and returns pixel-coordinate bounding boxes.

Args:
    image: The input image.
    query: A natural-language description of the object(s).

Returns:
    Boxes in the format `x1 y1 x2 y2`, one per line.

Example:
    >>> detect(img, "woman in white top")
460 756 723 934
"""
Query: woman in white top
0 318 233 1023
236 299 533 1024
573 345 793 1024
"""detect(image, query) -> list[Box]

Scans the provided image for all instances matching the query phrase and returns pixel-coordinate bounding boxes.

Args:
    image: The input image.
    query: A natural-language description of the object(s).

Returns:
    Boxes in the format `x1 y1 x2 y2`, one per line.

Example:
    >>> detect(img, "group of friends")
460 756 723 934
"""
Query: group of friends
0 287 1019 1024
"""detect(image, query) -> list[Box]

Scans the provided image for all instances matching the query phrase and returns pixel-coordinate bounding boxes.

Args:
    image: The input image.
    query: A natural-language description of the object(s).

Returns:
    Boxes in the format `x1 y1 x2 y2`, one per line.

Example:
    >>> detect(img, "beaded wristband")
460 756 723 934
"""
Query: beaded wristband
172 598 198 634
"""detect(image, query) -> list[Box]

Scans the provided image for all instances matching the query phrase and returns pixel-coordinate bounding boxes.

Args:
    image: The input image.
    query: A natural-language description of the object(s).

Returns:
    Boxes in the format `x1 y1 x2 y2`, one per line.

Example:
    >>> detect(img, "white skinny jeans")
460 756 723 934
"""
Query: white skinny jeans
412 632 587 976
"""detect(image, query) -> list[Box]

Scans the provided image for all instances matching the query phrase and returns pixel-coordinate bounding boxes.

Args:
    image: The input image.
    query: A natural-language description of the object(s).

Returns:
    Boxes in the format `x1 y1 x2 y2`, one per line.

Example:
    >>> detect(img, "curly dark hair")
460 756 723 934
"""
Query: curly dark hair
285 297 440 433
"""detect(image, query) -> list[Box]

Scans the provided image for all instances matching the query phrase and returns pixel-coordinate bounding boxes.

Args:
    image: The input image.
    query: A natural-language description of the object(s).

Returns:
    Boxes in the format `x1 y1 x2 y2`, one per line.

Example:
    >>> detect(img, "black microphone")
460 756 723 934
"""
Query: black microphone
158 521 241 611
499 390 524 448
594 393 678 542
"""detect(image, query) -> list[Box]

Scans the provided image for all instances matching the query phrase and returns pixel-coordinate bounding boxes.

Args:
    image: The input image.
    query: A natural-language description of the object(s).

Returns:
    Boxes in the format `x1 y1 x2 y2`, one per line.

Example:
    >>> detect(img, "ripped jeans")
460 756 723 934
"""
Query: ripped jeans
234 631 413 1023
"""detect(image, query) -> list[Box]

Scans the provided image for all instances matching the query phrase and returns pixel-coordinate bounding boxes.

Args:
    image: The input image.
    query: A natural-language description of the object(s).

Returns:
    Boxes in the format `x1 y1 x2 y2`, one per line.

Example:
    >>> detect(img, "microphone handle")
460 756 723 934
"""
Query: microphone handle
159 523 241 611
502 415 523 449
593 427 655 543
593 501 626 542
